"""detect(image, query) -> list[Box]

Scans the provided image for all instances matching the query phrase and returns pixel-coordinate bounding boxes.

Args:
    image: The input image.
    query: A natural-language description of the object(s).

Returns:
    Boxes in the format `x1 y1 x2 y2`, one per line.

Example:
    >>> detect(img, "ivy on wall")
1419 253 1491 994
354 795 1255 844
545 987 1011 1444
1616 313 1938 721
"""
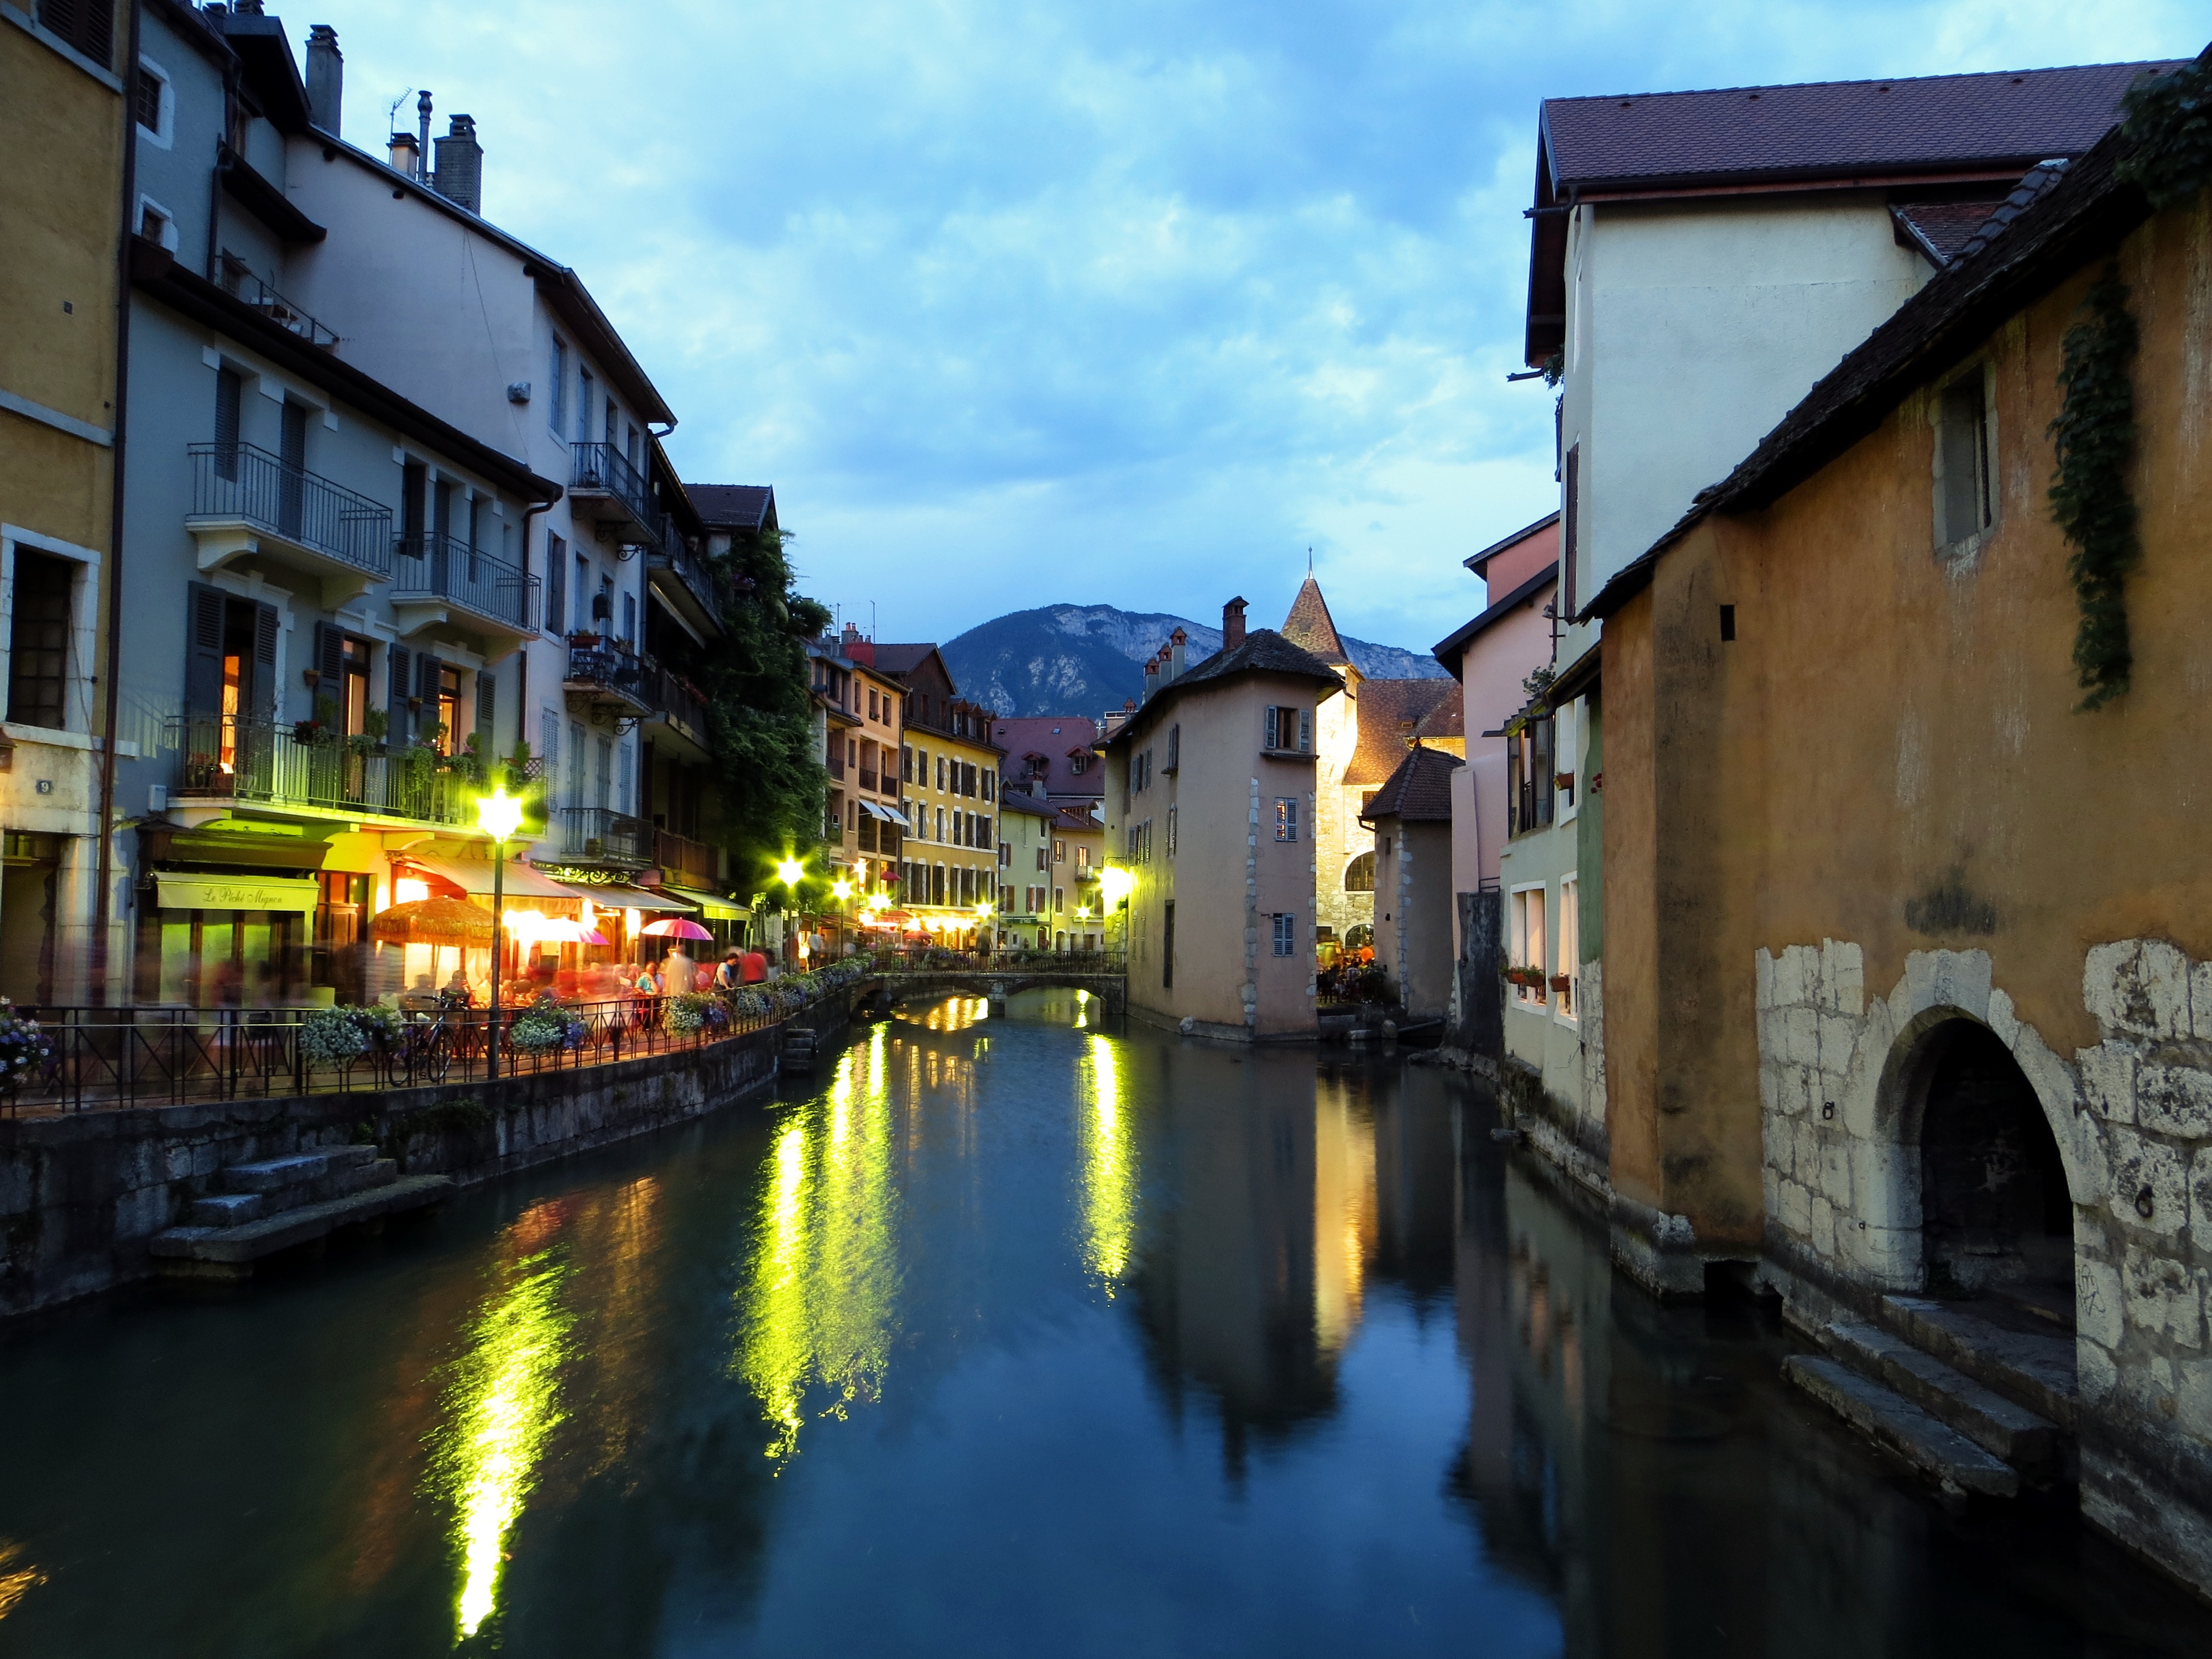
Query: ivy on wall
2047 268 2140 711
2115 48 2212 210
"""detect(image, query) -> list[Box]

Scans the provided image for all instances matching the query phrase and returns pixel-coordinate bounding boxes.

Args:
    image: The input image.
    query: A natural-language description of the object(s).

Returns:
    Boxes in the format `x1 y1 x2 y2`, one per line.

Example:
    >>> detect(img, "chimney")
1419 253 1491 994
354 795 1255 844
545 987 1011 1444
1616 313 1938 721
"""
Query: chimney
387 131 419 178
434 114 483 213
1222 597 1247 650
416 91 432 182
841 622 862 652
305 25 342 133
1142 658 1160 701
1170 627 1186 680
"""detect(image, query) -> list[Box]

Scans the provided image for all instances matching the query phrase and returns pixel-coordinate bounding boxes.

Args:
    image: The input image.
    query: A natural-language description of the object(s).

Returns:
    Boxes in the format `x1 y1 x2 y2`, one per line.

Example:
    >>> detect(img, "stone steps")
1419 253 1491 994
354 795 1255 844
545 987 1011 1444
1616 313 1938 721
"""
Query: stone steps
1818 1319 2058 1473
1783 1355 2019 1496
1880 1295 2078 1432
152 1175 453 1271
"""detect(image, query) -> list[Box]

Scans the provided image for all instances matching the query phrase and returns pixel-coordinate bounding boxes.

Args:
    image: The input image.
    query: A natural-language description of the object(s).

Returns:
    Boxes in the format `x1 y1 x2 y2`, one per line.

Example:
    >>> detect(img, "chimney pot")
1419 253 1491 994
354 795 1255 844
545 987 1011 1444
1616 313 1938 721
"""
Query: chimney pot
387 131 420 176
305 25 342 133
434 113 483 213
416 91 433 182
1222 597 1248 649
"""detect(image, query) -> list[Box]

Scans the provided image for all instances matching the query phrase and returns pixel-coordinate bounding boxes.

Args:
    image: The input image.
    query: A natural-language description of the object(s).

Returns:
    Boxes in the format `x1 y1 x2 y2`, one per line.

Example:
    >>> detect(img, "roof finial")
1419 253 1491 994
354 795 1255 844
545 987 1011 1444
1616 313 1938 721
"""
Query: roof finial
1307 545 1314 574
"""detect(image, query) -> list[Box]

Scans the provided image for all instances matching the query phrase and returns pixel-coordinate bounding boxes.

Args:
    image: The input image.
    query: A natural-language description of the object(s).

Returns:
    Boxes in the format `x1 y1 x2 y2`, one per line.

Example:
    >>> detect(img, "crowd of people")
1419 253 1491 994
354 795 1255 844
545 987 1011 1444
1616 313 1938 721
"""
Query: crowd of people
401 945 777 1011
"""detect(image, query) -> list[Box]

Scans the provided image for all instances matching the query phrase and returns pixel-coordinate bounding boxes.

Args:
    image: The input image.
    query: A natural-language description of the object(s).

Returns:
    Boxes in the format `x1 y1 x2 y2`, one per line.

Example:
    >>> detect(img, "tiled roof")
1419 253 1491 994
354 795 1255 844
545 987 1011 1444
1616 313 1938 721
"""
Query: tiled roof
1345 679 1455 785
1542 62 2173 195
869 643 941 676
1101 629 1343 750
1412 695 1465 744
998 789 1056 817
1584 90 2179 622
1280 575 1352 665
1359 745 1461 825
1890 200 2009 264
990 716 1105 800
685 484 776 530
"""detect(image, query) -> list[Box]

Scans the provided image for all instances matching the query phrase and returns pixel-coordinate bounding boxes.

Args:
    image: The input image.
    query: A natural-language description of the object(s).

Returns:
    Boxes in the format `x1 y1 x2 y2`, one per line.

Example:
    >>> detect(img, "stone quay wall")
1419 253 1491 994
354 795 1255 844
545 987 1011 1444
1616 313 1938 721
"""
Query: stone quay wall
0 984 867 1323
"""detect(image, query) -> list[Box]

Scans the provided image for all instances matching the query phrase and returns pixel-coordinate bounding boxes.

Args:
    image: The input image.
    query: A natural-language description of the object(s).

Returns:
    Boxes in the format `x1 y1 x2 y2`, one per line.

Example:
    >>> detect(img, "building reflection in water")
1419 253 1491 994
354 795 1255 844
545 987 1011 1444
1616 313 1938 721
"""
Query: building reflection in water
0 1540 45 1621
430 1218 577 1641
733 1031 903 1469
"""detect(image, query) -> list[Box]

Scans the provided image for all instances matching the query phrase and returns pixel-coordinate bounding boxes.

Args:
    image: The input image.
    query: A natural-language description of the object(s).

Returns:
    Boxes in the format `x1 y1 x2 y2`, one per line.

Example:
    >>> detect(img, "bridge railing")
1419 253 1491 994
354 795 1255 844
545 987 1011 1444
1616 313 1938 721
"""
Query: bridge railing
867 948 1125 975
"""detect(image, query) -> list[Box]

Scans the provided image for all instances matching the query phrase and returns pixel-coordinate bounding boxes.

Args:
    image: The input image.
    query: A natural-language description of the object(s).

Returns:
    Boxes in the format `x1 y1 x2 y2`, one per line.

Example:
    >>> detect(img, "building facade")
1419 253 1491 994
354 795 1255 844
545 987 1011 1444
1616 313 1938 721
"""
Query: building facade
877 643 1000 941
0 0 128 1001
1102 600 1339 1039
1360 744 1460 1021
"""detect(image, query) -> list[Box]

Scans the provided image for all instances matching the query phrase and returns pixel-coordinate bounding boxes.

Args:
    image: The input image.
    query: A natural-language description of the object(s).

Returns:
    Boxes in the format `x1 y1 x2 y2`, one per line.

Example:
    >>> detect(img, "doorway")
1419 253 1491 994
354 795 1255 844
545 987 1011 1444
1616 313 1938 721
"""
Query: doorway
1916 1021 2073 1319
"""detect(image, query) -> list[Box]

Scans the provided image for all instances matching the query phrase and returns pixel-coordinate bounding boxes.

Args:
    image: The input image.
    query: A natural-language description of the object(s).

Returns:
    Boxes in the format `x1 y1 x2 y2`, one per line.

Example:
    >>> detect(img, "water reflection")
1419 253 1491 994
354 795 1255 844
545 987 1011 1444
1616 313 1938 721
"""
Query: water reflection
1078 1034 1135 1290
432 1220 576 1640
733 1035 902 1469
0 1543 43 1622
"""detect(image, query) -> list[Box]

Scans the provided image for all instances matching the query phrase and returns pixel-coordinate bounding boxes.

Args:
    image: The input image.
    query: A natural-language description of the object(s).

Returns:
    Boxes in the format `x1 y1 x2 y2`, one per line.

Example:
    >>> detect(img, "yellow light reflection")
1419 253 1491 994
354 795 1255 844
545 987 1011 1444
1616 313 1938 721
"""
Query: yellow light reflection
735 1040 901 1468
434 1241 575 1640
1079 1034 1135 1292
1312 1087 1377 1354
0 1541 45 1621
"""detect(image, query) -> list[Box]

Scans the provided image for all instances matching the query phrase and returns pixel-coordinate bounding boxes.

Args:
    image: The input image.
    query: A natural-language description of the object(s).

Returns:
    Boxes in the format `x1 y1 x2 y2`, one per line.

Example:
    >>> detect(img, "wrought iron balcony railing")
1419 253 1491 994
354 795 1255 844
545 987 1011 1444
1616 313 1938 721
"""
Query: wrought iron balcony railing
393 533 538 632
638 660 707 739
218 257 338 348
556 806 654 864
569 442 654 529
564 643 646 700
187 443 393 576
164 714 471 825
649 527 721 623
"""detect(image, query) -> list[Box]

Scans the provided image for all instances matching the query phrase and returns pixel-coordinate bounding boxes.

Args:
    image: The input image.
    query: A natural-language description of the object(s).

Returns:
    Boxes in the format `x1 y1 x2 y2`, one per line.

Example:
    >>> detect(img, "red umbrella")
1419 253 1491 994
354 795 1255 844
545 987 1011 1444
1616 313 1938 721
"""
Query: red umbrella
641 917 713 940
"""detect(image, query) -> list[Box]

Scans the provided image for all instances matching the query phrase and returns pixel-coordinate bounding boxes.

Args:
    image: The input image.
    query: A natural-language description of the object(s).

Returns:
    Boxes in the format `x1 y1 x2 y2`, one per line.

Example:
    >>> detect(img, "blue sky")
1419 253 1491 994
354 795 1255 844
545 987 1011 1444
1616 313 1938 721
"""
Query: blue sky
302 1 2201 652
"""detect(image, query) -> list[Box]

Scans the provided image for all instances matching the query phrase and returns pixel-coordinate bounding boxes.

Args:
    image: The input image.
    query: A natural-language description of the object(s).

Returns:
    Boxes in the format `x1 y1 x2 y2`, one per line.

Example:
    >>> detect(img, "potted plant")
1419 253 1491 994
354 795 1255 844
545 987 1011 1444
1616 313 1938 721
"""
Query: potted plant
1554 773 1574 790
1549 973 1572 992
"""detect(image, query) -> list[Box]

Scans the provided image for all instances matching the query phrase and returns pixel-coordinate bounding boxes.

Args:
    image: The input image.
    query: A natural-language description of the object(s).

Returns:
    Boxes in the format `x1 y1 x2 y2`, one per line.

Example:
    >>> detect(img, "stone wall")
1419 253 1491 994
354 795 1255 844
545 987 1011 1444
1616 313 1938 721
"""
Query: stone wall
0 984 865 1322
1754 937 2212 1594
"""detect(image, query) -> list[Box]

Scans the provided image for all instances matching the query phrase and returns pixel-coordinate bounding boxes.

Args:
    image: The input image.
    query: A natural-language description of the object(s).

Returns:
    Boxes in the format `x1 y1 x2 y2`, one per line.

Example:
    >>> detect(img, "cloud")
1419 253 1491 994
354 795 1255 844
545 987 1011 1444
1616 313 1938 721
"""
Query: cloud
303 0 2203 648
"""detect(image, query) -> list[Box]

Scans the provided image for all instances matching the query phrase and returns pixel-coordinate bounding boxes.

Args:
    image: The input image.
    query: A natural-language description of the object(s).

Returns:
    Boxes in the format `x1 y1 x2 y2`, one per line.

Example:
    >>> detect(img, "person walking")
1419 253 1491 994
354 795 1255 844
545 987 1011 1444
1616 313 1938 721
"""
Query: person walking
714 949 744 991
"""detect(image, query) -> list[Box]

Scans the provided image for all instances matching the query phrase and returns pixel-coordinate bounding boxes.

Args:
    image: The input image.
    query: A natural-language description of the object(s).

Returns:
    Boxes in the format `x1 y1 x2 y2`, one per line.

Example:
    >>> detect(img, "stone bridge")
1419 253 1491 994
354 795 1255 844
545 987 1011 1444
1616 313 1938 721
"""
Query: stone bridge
858 970 1126 1018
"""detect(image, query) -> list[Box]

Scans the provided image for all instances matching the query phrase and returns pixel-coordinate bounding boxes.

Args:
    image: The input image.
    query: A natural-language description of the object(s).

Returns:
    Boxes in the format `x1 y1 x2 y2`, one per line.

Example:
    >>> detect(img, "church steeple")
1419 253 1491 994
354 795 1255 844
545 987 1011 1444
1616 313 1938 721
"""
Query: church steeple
1282 573 1353 668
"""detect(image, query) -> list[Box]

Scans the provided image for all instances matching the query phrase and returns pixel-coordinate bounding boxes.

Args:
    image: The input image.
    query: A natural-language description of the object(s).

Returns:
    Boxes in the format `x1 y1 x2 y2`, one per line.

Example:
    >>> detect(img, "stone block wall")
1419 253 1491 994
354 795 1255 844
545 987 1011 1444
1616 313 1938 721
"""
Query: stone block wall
1754 937 2212 1595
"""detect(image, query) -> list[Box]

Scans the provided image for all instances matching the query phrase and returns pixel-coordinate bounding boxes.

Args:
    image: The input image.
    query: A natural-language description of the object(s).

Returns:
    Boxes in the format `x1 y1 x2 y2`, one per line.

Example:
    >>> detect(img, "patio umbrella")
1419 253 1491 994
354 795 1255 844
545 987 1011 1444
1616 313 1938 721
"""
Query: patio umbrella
370 896 495 944
640 917 713 941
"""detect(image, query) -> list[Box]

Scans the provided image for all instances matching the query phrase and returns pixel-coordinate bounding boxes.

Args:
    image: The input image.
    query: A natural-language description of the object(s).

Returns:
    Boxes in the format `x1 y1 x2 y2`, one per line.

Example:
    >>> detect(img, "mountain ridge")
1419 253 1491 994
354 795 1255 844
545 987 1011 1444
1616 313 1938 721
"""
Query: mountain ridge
939 603 1447 718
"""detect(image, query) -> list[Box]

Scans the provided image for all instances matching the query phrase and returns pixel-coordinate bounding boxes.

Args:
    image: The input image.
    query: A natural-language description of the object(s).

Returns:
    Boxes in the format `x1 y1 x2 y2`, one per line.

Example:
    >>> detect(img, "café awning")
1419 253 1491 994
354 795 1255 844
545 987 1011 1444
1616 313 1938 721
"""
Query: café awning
658 884 747 920
406 854 582 900
575 884 696 913
153 873 321 914
859 801 910 828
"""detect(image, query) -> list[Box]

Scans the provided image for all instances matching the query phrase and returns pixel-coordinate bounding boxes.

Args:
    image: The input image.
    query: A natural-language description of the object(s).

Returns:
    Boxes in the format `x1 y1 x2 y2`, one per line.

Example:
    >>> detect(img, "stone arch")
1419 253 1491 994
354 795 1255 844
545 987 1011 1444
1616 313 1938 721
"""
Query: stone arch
1877 1002 2076 1306
1343 852 1375 893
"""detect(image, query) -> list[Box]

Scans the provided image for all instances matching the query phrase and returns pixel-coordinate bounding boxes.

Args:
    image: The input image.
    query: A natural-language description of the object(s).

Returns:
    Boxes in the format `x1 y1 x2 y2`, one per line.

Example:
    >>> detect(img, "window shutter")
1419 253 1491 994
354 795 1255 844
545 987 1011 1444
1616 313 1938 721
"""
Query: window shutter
1298 708 1312 752
213 368 241 455
316 621 343 688
545 533 565 634
1562 444 1581 618
38 0 114 69
477 670 497 752
253 602 280 716
185 583 225 714
1506 729 1522 834
387 643 411 744
1264 707 1279 749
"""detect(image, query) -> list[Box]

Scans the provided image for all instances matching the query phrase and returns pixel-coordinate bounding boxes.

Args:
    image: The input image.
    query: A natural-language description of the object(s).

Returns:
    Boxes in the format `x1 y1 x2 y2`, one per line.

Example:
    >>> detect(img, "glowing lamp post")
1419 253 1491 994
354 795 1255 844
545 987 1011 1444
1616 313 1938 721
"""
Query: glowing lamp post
1095 865 1133 961
476 787 526 1079
776 856 805 963
974 898 994 955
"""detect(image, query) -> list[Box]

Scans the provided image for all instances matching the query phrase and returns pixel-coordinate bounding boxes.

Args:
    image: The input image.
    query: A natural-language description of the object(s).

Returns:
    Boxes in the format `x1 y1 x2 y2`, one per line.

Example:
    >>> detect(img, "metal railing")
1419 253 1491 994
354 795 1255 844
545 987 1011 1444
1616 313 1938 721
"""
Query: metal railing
858 769 880 792
649 530 721 622
557 806 653 863
867 948 1125 974
187 442 393 575
165 714 473 823
826 750 846 780
218 258 338 348
564 642 646 700
638 660 707 737
655 828 716 884
569 442 653 527
0 994 786 1115
393 533 538 631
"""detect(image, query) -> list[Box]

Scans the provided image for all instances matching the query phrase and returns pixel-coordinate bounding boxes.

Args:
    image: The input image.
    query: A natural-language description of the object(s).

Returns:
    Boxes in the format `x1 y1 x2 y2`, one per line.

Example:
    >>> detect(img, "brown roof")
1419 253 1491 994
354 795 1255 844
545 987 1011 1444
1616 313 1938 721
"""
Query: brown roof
1584 91 2179 622
1344 679 1454 785
1100 629 1343 751
990 716 1105 800
1360 745 1461 825
1890 200 2008 263
1280 575 1352 665
1412 695 1464 744
685 484 777 531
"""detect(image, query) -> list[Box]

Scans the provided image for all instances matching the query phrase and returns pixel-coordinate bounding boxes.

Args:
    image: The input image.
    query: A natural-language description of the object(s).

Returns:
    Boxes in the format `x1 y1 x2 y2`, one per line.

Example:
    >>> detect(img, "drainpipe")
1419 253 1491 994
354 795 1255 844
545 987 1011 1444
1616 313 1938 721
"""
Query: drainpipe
93 0 146 1006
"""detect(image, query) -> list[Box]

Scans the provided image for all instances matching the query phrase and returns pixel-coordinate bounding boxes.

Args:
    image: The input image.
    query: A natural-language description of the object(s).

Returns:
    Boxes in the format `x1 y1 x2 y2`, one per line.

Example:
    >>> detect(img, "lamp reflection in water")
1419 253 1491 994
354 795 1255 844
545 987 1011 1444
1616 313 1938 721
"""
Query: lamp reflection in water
432 1232 575 1641
0 1541 45 1621
735 1031 901 1469
1079 1034 1136 1292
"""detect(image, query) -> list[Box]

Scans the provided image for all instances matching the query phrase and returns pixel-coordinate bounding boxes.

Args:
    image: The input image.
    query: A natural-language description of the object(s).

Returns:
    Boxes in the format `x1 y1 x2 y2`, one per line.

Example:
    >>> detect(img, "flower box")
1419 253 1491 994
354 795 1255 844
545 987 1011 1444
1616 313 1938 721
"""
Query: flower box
1554 773 1575 790
1549 973 1571 992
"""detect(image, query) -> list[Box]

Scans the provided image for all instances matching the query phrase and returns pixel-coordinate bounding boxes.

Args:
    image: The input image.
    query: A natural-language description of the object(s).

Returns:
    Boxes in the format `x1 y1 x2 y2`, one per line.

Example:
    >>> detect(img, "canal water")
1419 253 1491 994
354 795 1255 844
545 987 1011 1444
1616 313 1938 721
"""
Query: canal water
2 994 2208 1657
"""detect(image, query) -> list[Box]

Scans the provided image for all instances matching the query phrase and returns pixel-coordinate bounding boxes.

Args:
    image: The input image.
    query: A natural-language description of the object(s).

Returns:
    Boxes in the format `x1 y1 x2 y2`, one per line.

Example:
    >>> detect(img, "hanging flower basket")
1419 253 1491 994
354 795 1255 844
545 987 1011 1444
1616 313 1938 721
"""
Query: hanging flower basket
1554 773 1574 791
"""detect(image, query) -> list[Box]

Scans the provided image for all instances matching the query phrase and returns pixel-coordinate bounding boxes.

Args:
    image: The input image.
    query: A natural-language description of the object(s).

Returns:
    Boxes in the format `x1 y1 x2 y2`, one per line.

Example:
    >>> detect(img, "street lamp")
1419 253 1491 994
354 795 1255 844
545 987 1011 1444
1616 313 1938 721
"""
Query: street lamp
476 787 526 1080
1095 865 1133 961
775 855 806 965
974 898 994 956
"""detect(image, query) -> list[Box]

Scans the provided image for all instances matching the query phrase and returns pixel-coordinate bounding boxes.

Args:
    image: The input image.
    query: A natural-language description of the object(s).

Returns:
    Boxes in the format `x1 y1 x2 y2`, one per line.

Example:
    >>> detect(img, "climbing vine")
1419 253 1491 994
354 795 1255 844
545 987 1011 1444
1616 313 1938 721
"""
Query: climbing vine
2047 268 2140 711
2115 48 2212 210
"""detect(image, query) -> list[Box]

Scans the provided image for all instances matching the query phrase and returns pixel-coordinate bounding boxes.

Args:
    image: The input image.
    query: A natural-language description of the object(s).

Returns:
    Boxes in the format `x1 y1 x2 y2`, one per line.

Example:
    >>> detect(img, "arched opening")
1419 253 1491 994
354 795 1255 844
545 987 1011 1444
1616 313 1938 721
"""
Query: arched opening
1344 853 1375 893
1916 1021 2073 1320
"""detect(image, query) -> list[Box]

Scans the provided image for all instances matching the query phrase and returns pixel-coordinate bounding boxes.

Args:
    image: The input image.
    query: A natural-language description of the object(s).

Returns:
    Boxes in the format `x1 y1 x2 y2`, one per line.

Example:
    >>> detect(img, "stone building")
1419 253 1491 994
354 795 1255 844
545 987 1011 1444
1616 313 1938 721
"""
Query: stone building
1359 744 1461 1021
1275 575 1449 956
1583 79 2212 1595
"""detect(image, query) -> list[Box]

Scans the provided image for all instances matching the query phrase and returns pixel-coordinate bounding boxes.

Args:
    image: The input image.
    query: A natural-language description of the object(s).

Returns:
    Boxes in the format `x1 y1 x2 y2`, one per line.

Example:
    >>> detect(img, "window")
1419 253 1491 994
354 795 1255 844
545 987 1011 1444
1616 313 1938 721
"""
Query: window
1511 887 1548 1005
1507 713 1556 836
1557 876 1580 1019
1562 443 1582 617
550 337 568 435
545 532 566 635
1274 798 1298 842
1075 844 1090 868
1937 367 1994 549
436 665 462 754
1344 851 1374 892
577 368 595 444
1070 752 1087 776
1165 723 1180 771
621 591 636 646
213 366 242 479
1271 914 1295 958
1163 901 1175 988
572 553 588 632
567 721 585 807
595 736 613 809
7 552 74 730
137 197 176 250
1054 886 1065 912
901 745 913 784
38 0 114 69
868 688 878 719
1263 706 1311 752
1166 807 1176 858
135 59 170 142
1054 838 1065 863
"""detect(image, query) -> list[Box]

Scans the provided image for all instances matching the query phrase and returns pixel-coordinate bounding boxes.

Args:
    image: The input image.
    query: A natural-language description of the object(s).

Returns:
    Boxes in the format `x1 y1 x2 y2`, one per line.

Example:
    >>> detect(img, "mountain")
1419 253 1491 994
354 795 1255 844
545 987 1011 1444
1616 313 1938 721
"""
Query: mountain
940 604 1448 718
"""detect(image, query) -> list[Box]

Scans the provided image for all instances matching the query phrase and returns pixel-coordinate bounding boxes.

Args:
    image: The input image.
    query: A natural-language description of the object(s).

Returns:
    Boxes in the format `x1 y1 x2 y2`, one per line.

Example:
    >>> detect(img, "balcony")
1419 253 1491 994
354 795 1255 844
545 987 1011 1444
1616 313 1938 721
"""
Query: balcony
184 442 392 604
562 643 652 719
164 714 472 826
567 442 656 542
392 533 540 655
826 749 846 781
638 659 710 761
217 256 338 349
859 769 880 793
655 828 717 886
555 806 654 865
648 528 722 638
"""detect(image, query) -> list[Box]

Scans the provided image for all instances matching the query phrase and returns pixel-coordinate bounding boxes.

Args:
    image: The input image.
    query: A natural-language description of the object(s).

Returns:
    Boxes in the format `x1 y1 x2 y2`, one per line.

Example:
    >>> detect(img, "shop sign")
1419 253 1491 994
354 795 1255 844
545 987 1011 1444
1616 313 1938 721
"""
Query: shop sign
153 873 320 914
535 866 633 886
